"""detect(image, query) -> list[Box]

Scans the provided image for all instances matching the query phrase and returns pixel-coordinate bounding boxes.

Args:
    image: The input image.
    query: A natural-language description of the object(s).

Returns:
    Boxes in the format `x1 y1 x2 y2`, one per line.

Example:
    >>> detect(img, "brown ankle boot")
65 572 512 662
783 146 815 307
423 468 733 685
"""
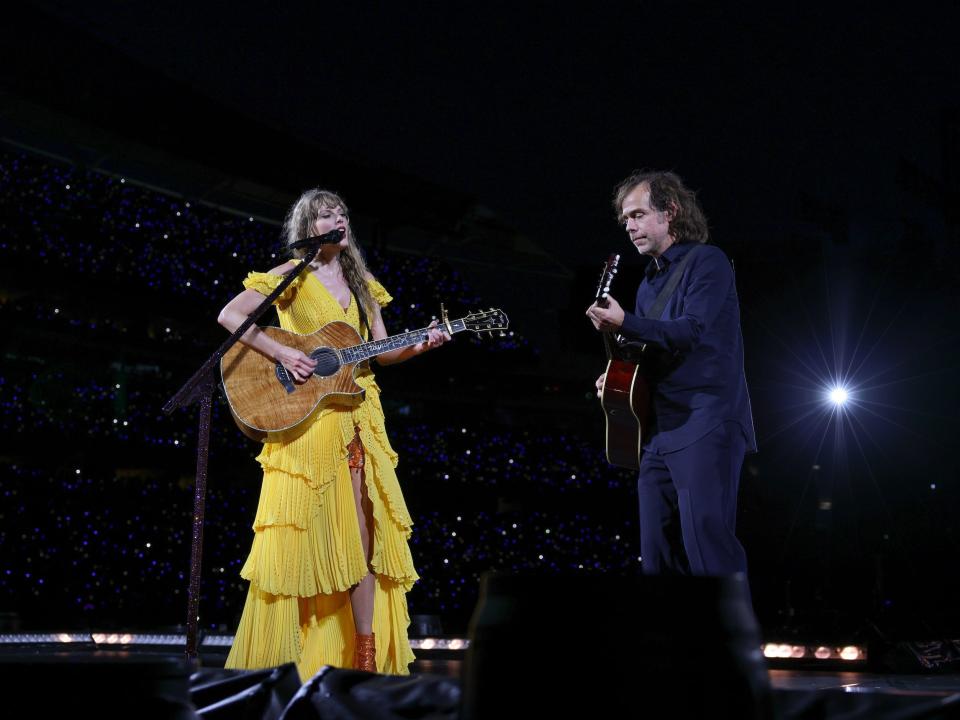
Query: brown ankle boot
354 632 377 672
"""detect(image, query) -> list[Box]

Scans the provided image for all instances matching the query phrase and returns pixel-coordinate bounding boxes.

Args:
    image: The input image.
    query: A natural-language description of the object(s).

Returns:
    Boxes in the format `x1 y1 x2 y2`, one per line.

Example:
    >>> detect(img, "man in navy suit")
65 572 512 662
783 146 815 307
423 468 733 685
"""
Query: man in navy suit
587 170 756 577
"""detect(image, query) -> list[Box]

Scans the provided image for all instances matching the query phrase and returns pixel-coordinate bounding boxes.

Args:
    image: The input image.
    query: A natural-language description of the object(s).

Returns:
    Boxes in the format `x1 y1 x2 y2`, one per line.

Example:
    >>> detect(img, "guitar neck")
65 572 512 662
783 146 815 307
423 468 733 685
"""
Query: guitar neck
340 319 468 363
597 291 619 360
595 253 621 360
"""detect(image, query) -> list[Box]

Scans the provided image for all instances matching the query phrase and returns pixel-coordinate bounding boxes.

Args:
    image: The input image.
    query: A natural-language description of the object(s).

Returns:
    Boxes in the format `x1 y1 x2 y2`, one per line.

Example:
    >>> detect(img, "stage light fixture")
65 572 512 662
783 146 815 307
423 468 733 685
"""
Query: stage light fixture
763 642 867 664
0 633 91 644
409 637 470 650
200 634 235 647
840 645 862 660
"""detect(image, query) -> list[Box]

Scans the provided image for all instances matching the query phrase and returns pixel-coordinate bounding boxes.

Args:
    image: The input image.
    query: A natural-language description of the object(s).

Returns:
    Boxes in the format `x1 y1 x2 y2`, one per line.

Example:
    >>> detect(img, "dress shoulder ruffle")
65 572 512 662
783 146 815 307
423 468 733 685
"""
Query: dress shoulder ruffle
366 277 393 307
243 269 307 308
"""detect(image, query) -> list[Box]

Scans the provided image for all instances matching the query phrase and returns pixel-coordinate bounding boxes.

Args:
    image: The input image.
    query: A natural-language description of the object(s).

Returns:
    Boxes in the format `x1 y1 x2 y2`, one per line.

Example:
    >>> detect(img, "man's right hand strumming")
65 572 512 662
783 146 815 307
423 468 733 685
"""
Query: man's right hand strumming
595 373 605 399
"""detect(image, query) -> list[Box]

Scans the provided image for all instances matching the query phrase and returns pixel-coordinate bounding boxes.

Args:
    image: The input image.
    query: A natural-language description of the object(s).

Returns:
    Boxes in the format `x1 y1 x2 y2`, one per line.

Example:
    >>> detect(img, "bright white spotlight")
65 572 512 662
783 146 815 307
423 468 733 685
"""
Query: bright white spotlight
828 387 849 406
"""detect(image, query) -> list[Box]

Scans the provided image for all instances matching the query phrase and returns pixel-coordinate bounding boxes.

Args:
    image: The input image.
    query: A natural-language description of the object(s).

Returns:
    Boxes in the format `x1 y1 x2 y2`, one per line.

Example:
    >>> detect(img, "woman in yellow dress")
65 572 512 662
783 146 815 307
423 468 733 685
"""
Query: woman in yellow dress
217 188 450 679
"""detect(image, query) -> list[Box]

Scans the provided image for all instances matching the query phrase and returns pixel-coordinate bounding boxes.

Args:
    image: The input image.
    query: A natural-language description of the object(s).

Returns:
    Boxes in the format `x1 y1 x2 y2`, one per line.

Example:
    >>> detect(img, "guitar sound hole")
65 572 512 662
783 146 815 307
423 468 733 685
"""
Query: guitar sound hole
310 348 341 377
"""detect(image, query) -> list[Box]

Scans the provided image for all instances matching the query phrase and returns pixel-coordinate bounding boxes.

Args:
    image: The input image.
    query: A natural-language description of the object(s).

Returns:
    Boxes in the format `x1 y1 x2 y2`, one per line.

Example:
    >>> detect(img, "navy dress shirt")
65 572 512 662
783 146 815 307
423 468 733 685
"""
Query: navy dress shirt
619 242 757 455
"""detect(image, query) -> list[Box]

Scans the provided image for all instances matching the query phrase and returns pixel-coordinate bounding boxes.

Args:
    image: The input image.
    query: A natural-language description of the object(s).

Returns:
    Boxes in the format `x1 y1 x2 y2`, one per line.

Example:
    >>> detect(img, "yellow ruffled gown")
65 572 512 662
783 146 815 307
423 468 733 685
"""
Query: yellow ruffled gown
224 270 418 680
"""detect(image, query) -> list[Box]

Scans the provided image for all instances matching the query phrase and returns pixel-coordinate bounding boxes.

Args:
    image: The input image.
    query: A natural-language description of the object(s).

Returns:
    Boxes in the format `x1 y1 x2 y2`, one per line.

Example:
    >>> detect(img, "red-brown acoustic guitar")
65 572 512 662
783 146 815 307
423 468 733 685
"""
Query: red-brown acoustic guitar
595 254 651 469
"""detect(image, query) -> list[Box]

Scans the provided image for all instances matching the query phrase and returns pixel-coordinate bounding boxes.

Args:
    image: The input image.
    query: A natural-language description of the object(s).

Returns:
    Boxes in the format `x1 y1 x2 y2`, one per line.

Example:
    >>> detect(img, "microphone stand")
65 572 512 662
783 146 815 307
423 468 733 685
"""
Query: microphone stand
162 243 324 662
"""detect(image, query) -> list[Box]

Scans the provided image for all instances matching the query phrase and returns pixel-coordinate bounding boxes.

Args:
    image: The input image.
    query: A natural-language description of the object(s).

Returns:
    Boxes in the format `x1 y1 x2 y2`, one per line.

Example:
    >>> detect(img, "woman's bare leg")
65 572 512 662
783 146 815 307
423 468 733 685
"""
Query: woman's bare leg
349 465 375 635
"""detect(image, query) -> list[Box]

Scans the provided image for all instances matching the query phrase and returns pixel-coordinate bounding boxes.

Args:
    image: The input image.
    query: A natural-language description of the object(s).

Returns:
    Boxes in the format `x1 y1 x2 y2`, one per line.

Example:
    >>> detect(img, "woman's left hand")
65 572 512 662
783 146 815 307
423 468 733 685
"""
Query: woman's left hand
420 320 451 352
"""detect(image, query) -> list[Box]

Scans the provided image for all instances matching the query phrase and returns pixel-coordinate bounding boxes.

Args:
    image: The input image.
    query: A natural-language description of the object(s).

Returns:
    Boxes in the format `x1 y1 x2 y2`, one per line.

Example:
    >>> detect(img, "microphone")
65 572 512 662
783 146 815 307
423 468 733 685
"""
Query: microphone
289 227 345 251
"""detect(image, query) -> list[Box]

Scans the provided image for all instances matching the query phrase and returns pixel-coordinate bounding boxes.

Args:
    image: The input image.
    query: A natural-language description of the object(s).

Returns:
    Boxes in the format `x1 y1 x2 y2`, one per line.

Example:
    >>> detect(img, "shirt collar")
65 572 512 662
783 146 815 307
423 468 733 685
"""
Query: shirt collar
644 241 692 280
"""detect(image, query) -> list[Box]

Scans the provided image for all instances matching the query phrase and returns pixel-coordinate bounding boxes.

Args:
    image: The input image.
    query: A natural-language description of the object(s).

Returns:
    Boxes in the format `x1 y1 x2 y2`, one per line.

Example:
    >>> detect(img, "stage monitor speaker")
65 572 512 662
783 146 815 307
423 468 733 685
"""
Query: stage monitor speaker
461 572 773 719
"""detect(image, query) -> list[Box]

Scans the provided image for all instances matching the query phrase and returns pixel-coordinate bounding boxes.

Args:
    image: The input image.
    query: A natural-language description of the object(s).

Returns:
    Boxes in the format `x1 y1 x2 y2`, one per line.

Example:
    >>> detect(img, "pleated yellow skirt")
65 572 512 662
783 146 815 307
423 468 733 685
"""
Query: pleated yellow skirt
225 406 418 681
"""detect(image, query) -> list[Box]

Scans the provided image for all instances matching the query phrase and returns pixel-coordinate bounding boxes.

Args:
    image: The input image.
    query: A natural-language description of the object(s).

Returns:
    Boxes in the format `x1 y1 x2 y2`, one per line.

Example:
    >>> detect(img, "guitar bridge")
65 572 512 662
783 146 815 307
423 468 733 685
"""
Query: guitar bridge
275 364 296 394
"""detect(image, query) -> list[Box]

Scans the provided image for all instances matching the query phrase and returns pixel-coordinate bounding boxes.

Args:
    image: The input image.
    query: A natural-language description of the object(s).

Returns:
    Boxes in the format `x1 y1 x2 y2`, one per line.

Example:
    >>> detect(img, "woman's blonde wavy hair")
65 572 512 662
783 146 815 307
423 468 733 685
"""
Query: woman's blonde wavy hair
282 188 376 330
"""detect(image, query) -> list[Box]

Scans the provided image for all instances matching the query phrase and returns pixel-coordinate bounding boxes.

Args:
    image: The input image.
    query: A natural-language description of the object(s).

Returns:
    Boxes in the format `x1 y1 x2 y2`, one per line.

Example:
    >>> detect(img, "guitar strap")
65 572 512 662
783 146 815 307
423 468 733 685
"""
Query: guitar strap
356 300 370 340
644 244 702 320
346 276 370 339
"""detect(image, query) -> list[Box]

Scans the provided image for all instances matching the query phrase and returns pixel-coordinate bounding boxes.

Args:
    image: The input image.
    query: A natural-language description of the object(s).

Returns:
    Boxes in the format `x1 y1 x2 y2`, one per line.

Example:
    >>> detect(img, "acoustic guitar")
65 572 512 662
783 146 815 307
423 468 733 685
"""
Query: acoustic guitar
596 254 651 469
221 306 509 442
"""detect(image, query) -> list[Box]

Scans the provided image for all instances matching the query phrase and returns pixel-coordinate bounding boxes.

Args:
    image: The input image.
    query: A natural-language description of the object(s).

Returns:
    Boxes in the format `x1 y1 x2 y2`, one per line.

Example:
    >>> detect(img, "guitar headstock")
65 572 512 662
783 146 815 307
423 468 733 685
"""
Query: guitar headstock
595 253 620 304
463 308 509 334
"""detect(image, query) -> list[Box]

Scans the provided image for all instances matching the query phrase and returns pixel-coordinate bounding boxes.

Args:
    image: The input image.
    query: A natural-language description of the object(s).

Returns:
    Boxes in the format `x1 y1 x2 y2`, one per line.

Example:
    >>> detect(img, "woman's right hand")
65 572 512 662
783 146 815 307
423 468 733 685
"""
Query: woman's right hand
275 345 317 383
595 373 606 399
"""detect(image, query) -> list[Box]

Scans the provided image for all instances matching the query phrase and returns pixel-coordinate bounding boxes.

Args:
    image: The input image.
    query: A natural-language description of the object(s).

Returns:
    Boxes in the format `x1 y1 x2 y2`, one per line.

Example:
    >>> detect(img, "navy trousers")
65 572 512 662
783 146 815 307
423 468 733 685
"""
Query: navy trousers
637 420 748 576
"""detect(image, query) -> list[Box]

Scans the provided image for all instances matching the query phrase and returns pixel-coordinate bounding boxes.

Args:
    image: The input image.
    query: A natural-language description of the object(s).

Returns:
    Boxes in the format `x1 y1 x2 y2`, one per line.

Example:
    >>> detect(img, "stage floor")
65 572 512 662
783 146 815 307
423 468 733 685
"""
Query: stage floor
3 642 960 718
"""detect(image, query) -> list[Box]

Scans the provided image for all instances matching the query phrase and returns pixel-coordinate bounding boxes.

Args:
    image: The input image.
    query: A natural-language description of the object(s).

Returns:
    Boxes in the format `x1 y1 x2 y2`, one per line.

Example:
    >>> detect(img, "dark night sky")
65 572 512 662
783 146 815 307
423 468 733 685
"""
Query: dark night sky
30 1 960 266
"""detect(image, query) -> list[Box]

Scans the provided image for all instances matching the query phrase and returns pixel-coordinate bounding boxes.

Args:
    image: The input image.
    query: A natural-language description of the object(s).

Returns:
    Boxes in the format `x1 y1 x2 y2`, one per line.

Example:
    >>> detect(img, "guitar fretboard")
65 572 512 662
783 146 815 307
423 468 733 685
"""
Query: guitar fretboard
339 319 467 364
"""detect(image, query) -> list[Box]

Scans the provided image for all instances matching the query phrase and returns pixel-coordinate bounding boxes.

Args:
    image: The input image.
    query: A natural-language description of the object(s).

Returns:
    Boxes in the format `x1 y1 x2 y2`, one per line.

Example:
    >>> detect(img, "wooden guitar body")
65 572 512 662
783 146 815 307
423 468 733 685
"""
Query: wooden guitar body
220 322 365 442
601 357 651 470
